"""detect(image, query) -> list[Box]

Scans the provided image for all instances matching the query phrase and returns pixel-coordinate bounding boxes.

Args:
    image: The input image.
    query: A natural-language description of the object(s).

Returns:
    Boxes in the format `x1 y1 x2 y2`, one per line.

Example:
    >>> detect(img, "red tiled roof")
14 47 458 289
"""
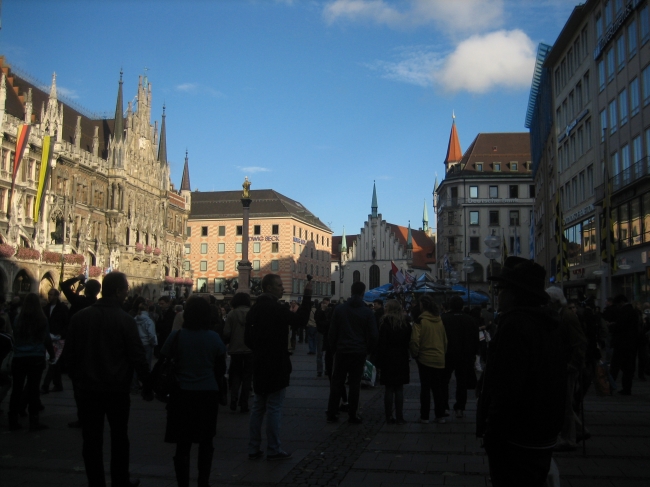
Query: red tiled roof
445 120 462 164
448 132 531 176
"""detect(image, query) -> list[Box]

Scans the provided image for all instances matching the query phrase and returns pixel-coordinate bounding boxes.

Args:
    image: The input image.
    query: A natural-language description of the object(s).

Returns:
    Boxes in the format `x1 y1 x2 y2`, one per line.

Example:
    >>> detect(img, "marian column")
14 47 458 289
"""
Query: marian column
238 177 252 294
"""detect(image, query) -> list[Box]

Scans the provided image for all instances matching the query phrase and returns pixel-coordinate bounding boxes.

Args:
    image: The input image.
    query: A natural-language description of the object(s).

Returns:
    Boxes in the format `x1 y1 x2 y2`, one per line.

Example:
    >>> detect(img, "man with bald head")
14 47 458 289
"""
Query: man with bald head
65 272 152 487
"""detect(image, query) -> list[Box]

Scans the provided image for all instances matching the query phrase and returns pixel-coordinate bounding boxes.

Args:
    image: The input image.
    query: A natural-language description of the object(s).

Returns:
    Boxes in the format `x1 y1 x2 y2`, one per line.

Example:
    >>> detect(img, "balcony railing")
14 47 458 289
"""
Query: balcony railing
595 157 650 205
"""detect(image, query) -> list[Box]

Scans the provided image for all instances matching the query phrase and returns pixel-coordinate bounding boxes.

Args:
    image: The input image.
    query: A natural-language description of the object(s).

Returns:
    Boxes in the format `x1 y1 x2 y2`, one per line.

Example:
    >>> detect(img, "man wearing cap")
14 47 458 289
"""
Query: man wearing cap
477 257 570 487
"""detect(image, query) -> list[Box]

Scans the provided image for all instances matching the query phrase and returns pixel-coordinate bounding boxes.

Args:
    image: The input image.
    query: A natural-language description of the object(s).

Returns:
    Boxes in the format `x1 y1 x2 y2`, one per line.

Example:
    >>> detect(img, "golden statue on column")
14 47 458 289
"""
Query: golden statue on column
242 176 251 198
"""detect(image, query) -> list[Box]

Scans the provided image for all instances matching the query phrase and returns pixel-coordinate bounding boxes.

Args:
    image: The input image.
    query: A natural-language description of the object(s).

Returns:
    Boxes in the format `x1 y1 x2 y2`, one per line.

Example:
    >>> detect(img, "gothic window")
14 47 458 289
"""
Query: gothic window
369 265 380 289
353 270 361 283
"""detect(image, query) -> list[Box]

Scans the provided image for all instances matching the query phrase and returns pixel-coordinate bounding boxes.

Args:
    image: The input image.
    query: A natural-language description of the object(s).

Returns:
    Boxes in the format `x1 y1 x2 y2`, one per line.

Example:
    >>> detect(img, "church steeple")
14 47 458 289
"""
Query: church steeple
444 111 462 171
407 221 413 250
371 181 378 218
340 226 347 253
180 150 191 191
158 104 168 165
423 200 429 233
114 69 124 143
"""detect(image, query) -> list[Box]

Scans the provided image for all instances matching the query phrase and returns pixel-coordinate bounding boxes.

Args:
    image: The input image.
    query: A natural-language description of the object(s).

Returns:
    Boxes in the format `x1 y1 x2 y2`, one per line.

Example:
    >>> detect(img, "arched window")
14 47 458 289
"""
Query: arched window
353 270 361 283
369 265 380 289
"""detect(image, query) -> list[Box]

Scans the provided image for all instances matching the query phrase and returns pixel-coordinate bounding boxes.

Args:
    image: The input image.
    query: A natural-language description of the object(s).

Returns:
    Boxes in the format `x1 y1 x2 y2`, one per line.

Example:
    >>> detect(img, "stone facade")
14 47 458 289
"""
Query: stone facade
186 189 332 302
0 57 190 300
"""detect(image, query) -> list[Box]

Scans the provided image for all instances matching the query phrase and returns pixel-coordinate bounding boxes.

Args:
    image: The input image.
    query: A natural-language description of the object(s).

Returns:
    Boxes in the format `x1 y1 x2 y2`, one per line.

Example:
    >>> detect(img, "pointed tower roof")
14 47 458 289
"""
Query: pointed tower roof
444 112 462 165
158 104 167 165
49 72 58 99
180 150 191 191
406 221 413 250
340 226 347 252
371 181 378 218
433 175 439 193
423 200 429 232
114 70 124 143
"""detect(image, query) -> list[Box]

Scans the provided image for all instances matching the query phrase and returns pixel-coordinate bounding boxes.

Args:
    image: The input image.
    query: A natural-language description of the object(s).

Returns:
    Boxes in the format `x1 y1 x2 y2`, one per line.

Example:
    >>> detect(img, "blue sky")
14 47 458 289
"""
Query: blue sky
1 0 577 237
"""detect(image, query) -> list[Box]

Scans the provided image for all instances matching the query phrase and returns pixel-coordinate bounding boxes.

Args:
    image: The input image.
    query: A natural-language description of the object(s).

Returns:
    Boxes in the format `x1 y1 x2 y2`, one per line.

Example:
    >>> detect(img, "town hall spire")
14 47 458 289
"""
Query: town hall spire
180 149 191 191
114 69 124 143
158 104 168 165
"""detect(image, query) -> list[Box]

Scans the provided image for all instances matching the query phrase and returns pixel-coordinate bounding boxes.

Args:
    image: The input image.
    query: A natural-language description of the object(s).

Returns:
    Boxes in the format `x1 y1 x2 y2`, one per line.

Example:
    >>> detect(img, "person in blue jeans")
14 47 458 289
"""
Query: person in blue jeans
245 273 312 460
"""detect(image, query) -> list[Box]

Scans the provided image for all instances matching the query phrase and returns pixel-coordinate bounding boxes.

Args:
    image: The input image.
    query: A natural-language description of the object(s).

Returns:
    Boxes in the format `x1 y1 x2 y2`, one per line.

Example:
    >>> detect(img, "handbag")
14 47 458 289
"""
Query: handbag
150 330 181 401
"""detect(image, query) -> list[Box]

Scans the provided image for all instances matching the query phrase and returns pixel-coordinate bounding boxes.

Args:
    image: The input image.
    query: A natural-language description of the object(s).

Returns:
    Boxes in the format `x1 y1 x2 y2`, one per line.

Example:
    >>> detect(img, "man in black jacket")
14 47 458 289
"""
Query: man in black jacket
245 273 312 461
441 296 479 419
61 274 101 318
314 297 331 377
478 257 570 487
40 288 69 393
326 281 378 424
65 272 152 487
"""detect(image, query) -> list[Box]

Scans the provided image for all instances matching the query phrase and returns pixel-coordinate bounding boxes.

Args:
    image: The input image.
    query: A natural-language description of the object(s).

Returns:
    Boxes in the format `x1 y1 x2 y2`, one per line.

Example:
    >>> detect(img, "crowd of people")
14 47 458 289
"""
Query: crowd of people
0 260 649 487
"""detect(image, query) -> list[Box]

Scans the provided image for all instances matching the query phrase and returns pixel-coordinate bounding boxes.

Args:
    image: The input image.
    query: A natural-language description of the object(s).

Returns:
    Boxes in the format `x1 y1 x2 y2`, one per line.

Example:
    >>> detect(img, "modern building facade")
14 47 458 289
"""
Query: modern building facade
435 118 534 295
0 57 190 300
528 0 650 302
186 189 332 302
331 183 436 302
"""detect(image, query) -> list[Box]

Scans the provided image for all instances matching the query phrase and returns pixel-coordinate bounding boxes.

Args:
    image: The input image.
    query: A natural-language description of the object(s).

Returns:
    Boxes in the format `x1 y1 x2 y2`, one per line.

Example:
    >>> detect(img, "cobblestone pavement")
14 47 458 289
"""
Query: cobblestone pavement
1 341 649 486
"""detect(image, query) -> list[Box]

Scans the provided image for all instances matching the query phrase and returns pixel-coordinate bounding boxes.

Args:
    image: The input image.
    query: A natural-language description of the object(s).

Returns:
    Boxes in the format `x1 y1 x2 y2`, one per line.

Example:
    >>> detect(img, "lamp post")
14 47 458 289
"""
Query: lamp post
238 177 252 294
484 230 501 311
462 255 475 306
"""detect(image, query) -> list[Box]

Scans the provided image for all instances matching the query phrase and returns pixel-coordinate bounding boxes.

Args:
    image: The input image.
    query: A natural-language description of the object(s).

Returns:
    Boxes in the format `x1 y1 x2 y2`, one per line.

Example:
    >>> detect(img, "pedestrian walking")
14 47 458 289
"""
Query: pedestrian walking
223 292 252 413
161 295 227 487
314 297 332 377
306 302 318 354
8 293 55 431
326 281 378 424
441 296 479 419
410 295 448 424
376 299 411 424
478 257 569 487
245 274 312 460
65 271 153 487
40 288 69 393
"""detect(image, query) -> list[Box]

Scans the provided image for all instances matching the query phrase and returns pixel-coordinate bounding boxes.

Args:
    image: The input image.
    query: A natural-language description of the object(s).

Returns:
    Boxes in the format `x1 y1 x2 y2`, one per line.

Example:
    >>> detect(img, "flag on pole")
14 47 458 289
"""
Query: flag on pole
33 135 53 223
600 162 617 273
391 261 405 290
554 190 570 281
529 211 535 259
7 124 31 217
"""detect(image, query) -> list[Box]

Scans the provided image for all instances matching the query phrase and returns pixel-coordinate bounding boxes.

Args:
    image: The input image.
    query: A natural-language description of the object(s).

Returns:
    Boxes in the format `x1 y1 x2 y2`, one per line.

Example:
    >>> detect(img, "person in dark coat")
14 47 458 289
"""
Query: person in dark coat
244 274 312 460
326 281 378 424
61 274 101 319
156 296 176 357
65 272 153 487
609 294 639 395
478 257 570 487
376 299 411 424
40 288 69 393
441 296 480 419
161 296 227 487
60 274 101 428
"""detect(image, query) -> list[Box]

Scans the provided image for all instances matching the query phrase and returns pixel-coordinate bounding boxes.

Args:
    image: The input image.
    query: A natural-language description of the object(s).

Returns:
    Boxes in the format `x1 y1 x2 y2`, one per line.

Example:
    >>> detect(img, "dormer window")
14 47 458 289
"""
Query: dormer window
511 162 518 171
476 163 483 171
494 163 501 172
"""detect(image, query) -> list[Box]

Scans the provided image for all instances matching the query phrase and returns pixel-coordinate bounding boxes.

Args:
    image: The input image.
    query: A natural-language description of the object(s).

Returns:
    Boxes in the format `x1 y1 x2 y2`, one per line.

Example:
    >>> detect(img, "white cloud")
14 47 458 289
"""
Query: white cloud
323 0 504 35
239 166 271 173
57 86 79 99
176 83 198 93
366 46 442 87
434 30 536 93
368 30 536 94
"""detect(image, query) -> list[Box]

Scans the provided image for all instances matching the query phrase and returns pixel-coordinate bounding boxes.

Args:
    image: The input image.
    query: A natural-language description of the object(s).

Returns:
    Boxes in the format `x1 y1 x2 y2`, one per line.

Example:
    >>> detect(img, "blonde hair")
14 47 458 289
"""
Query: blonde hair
381 299 408 329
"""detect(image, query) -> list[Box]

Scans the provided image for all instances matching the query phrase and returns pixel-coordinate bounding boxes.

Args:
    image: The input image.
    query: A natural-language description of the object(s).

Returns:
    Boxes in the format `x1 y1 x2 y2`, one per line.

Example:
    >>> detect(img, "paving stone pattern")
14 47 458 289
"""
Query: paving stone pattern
0 342 649 486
